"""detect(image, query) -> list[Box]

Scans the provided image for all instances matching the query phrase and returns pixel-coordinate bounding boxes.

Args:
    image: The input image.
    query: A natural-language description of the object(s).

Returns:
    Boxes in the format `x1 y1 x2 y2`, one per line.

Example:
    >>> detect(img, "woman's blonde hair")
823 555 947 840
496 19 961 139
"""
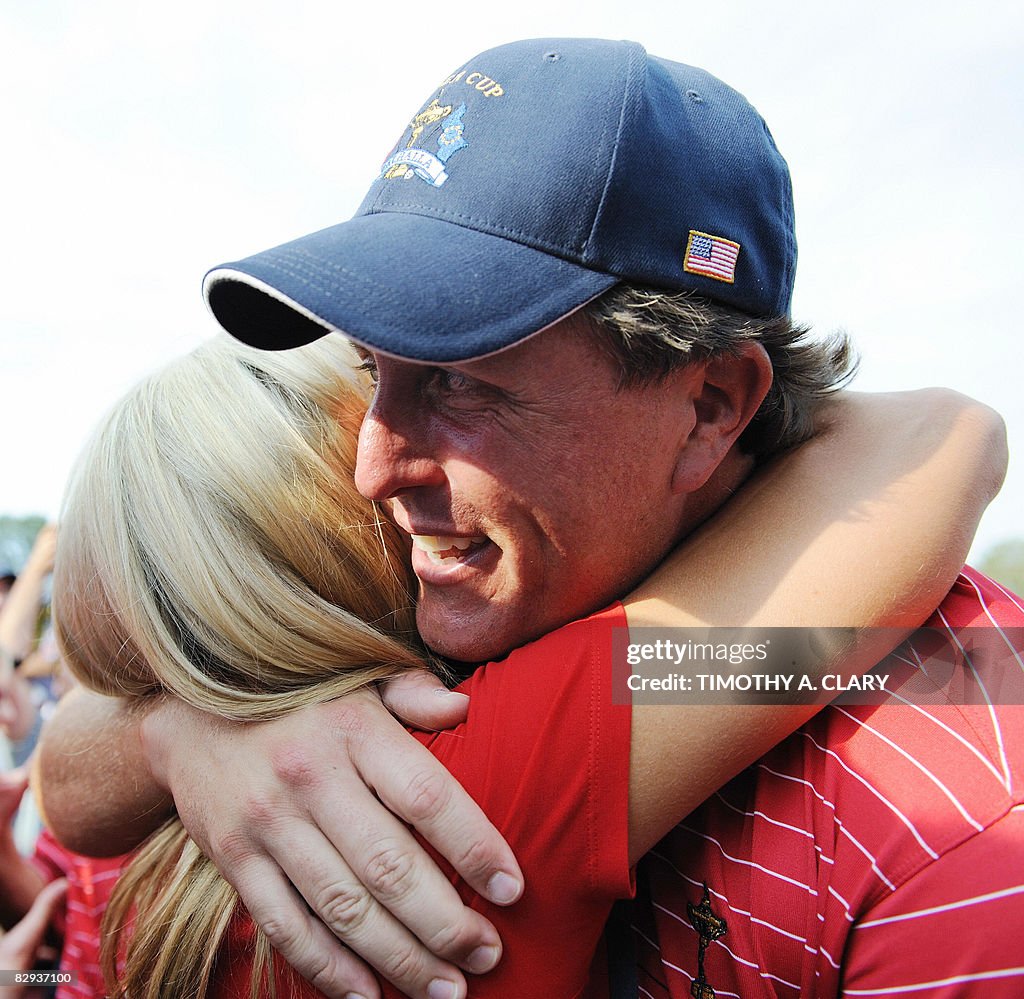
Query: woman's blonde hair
53 334 429 998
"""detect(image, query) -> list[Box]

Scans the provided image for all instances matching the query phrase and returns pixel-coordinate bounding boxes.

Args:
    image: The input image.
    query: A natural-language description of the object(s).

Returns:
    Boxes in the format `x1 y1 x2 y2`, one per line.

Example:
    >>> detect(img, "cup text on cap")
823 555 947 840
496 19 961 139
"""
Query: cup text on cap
438 69 506 98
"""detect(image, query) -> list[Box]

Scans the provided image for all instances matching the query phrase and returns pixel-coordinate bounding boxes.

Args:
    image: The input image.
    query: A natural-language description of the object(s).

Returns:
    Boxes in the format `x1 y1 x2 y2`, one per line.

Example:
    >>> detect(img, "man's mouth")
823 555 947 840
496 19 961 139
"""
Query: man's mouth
410 534 488 564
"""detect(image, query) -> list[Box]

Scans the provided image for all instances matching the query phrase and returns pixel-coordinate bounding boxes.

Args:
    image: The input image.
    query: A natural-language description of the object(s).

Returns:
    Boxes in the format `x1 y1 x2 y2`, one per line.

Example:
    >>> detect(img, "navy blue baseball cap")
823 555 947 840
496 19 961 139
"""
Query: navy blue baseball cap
203 38 796 363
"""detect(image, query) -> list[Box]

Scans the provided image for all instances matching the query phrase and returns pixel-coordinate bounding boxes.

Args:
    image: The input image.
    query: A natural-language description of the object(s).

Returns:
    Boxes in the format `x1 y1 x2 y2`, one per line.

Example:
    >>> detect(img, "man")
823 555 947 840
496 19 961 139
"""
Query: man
40 38 1023 998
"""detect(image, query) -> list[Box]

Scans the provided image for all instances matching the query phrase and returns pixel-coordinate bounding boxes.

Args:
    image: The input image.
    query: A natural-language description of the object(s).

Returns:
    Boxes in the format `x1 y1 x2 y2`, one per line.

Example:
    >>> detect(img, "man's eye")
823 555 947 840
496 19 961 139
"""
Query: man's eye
433 369 474 394
426 368 495 411
356 357 379 383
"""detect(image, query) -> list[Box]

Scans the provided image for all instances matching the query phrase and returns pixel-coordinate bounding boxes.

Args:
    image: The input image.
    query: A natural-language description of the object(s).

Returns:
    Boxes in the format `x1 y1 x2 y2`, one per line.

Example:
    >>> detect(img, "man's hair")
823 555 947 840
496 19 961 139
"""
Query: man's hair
54 335 429 999
582 284 857 458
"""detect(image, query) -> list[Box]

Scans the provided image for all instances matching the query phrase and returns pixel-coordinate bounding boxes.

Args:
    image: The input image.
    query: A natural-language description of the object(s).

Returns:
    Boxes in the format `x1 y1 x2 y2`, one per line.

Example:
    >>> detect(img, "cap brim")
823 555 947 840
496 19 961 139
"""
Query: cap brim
203 212 618 363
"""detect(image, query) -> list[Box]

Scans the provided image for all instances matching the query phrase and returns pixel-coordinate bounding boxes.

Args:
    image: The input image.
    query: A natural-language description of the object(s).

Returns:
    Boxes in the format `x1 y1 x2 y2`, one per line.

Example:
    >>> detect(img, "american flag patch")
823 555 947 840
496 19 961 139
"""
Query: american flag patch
683 230 740 284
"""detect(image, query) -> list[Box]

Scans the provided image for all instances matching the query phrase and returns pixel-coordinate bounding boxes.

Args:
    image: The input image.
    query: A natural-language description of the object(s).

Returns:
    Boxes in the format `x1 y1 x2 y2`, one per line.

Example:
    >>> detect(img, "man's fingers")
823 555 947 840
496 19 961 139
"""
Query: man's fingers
159 689 519 996
379 671 469 731
0 879 67 970
303 780 504 964
228 858 382 999
270 819 487 999
350 709 523 907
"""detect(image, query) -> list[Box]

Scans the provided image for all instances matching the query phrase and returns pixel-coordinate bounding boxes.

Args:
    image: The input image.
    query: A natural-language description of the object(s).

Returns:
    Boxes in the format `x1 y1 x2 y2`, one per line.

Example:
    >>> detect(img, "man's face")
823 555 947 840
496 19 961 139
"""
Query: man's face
354 317 703 663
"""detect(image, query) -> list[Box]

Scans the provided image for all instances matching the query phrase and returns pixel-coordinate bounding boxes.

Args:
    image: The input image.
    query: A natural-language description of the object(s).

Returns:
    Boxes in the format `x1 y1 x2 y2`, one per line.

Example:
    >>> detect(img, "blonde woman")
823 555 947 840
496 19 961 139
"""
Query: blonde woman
51 334 1002 999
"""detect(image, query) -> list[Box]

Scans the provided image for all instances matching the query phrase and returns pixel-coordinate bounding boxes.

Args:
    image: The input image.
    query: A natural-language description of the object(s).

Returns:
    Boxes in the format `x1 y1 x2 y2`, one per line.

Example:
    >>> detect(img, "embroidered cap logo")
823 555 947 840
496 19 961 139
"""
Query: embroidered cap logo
380 98 470 188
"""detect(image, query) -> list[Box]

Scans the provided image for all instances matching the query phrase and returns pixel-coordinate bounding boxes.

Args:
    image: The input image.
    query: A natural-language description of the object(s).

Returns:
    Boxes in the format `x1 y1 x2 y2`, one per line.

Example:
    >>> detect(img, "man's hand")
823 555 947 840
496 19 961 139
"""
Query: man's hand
143 675 523 999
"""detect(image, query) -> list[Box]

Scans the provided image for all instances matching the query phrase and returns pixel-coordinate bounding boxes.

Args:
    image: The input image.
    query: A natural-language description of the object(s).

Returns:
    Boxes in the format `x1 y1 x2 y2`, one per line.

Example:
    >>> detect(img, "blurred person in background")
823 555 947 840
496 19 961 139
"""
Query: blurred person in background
1 525 64 853
1 523 60 762
0 566 16 611
0 526 56 668
0 534 118 999
0 767 121 999
0 651 36 751
0 877 68 999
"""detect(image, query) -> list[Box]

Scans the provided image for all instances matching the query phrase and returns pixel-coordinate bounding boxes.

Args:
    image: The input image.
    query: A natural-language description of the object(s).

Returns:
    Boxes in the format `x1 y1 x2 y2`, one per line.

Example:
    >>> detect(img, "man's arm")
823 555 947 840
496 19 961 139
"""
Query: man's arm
35 678 522 999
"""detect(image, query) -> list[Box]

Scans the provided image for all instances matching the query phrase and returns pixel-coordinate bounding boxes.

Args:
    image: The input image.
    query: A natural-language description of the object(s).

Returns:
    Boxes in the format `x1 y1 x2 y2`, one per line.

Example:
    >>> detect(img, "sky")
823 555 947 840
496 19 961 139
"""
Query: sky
1 0 1021 564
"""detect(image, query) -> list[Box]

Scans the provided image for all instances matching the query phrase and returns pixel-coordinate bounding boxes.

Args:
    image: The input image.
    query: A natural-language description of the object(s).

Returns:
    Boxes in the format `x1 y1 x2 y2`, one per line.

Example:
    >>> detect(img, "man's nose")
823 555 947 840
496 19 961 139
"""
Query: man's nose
355 394 446 501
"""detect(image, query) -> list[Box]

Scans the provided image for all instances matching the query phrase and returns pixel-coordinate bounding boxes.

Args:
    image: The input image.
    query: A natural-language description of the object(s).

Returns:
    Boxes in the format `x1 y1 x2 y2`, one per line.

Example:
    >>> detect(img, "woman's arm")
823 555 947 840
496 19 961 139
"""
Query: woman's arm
624 389 1007 861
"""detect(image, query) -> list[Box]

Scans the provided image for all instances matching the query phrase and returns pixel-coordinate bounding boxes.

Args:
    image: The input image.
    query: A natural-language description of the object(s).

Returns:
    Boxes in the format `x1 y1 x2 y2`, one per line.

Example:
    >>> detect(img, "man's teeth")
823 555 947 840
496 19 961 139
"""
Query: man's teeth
411 535 487 561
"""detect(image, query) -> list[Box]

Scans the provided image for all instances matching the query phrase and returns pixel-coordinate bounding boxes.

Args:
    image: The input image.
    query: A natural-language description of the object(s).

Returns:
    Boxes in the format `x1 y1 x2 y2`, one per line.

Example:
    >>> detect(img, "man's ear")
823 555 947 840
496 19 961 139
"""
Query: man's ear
671 342 773 495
